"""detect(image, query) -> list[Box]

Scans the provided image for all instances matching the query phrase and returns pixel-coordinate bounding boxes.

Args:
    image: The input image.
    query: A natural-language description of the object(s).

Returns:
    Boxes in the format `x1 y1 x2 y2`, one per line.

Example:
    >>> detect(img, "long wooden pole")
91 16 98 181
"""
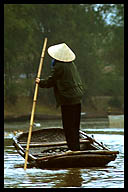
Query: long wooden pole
24 38 47 170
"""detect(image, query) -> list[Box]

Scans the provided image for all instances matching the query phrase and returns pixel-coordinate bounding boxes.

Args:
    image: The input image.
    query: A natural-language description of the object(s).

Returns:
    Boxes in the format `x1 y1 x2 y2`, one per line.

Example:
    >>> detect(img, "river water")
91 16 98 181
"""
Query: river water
4 118 124 188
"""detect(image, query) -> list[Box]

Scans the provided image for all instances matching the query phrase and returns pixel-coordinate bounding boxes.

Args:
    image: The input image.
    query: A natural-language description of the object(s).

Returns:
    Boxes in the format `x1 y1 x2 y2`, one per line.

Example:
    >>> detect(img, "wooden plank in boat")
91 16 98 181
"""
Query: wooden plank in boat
37 150 119 161
20 139 91 148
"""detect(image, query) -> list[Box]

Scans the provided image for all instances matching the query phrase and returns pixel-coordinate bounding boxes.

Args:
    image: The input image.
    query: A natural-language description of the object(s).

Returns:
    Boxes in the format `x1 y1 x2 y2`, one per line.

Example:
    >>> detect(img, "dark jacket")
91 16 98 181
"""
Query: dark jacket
39 61 84 107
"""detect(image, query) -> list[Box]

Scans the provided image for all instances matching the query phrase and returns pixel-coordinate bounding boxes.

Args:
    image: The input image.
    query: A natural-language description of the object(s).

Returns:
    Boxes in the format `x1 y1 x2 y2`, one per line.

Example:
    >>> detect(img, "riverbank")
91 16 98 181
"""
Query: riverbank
4 96 123 122
4 110 124 123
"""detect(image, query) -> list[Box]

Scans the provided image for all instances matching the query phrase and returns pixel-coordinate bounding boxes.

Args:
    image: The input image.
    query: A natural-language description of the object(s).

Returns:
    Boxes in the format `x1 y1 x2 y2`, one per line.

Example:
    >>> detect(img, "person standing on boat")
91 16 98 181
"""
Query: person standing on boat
36 43 84 151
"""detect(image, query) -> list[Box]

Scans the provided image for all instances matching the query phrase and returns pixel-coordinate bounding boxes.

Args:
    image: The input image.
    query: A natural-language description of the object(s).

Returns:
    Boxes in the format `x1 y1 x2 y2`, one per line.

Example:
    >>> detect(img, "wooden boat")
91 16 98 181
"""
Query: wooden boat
13 128 119 169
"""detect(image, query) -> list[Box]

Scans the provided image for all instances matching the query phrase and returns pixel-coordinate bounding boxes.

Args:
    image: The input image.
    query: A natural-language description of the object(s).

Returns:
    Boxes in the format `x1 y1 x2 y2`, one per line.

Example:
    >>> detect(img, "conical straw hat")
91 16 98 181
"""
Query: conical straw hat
48 43 76 62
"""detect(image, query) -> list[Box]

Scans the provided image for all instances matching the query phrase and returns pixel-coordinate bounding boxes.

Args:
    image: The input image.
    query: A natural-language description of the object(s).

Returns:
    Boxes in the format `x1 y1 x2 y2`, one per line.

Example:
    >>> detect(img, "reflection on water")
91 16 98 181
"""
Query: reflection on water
4 119 124 188
54 168 83 188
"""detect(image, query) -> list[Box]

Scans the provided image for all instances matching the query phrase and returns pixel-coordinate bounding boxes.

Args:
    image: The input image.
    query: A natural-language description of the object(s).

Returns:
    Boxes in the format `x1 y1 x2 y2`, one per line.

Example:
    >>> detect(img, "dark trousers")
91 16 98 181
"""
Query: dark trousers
61 103 81 151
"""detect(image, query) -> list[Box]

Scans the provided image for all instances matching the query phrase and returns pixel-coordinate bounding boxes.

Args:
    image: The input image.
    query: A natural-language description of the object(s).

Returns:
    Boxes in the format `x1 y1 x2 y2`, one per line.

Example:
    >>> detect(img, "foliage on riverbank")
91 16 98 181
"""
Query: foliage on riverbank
4 96 123 120
4 96 60 117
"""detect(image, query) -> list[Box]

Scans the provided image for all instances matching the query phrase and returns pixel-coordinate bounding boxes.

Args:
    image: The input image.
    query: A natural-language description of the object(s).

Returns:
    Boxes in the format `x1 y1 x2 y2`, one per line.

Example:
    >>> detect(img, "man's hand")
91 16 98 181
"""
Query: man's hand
35 78 40 84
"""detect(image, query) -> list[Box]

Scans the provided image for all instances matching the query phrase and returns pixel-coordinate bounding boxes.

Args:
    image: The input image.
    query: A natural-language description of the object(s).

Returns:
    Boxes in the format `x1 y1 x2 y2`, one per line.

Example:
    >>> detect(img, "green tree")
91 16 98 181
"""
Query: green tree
4 4 124 111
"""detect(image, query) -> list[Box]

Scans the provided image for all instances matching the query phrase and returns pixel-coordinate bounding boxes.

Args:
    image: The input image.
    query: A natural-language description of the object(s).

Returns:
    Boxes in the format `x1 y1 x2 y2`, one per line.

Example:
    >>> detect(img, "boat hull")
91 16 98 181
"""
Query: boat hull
36 154 116 169
13 128 118 168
